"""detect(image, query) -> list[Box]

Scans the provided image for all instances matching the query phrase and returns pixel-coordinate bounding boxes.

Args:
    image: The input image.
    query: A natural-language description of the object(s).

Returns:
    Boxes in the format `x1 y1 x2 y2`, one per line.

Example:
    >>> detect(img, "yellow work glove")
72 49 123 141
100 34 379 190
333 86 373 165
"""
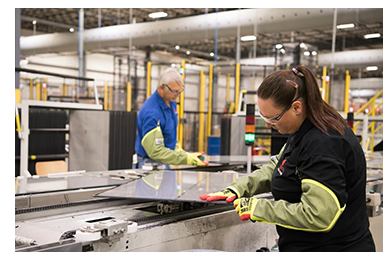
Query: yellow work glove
200 188 238 203
234 197 258 222
187 151 209 166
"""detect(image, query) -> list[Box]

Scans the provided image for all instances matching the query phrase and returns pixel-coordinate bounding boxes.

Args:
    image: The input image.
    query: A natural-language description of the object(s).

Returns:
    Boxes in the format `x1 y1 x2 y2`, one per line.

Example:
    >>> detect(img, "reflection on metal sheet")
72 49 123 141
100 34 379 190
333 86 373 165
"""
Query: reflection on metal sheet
207 155 270 164
96 170 239 203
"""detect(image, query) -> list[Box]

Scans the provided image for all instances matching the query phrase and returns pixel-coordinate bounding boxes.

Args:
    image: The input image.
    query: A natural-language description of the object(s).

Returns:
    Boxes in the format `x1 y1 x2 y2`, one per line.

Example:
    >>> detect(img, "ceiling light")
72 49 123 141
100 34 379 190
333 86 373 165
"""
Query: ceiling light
175 45 180 50
312 51 317 56
148 12 168 19
275 43 283 49
69 28 74 33
210 52 215 57
364 33 381 39
303 51 310 56
280 49 285 54
299 43 308 50
186 51 191 55
241 35 257 41
32 20 37 25
366 66 378 71
336 23 355 29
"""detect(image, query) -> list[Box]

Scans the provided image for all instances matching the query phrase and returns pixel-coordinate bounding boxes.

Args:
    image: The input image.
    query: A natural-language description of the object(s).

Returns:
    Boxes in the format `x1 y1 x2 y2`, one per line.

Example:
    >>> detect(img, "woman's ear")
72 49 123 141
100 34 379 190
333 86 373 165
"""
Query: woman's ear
292 100 303 115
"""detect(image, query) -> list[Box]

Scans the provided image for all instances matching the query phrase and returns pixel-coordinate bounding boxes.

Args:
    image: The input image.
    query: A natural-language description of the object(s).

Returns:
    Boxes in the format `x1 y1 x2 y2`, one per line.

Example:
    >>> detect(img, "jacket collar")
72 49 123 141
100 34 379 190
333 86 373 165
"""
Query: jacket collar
290 118 314 148
154 90 171 110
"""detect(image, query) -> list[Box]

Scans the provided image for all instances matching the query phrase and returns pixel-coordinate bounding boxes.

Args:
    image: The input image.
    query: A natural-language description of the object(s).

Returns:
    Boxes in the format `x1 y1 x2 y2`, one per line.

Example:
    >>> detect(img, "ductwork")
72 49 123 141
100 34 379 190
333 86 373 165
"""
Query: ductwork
20 8 383 56
238 48 383 69
318 49 383 67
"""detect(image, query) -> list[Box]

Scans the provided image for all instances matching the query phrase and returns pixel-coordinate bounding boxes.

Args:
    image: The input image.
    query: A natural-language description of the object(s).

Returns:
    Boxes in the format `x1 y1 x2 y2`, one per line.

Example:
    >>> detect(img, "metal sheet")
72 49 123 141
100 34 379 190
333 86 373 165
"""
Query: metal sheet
207 155 270 164
96 170 240 203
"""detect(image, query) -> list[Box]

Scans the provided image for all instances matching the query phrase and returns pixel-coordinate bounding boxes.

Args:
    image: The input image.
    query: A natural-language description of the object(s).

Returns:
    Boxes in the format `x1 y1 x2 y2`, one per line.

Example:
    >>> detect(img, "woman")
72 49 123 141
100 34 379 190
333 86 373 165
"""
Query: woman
200 65 375 252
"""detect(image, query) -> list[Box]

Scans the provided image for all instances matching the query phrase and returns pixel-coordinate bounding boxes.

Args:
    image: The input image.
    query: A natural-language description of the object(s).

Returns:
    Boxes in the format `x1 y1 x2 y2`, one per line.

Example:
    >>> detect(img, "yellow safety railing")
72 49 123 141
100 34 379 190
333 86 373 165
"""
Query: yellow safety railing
30 79 33 100
104 81 108 110
109 86 113 110
127 82 132 112
353 88 383 152
226 73 231 104
199 70 206 152
234 63 240 110
344 70 351 114
146 61 152 99
207 64 213 143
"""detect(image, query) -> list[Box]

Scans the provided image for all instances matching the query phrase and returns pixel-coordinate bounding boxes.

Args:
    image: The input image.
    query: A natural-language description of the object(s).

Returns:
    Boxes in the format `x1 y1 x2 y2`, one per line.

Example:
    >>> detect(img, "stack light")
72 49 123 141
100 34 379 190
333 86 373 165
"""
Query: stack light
245 104 256 146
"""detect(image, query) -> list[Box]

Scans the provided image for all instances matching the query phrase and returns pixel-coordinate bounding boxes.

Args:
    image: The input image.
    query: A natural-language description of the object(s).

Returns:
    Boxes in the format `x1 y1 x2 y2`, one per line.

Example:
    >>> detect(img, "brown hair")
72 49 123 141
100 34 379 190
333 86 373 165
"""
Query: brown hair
257 65 348 135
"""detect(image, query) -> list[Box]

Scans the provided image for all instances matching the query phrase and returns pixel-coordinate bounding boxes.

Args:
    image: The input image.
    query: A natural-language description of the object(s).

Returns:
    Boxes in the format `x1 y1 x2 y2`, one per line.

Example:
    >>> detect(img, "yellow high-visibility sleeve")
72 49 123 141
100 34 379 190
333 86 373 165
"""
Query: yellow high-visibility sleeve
251 179 346 232
142 126 189 165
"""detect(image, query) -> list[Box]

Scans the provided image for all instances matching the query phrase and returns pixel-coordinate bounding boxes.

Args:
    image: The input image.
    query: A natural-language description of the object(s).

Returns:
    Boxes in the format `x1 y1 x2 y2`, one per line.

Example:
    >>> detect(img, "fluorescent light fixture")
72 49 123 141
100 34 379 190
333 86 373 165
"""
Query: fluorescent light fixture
241 35 257 41
275 43 283 49
364 33 381 39
366 66 378 71
148 12 168 19
336 23 354 29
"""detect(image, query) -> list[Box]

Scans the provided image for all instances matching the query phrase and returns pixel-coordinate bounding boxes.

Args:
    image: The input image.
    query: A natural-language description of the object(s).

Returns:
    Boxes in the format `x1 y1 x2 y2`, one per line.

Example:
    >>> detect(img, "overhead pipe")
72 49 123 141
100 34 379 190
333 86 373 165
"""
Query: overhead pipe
20 8 383 55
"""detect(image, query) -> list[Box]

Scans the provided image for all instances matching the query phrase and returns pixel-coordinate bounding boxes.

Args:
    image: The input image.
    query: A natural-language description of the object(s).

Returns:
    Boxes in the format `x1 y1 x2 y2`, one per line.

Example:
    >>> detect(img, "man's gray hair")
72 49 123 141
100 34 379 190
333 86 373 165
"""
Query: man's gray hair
157 68 184 88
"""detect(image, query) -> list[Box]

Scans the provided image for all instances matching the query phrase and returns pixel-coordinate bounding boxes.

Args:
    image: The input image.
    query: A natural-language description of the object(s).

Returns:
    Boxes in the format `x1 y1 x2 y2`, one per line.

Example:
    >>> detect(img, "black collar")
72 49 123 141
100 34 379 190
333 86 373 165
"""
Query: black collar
289 118 314 149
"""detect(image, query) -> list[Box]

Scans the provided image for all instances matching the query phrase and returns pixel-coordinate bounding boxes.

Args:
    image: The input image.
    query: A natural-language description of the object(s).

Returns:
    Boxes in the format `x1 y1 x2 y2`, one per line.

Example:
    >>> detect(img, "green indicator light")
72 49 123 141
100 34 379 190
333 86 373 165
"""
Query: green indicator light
245 133 255 142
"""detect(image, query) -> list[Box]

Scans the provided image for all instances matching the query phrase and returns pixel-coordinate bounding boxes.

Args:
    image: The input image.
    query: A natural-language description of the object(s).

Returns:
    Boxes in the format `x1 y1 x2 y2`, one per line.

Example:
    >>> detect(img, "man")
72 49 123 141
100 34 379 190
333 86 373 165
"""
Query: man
134 67 208 169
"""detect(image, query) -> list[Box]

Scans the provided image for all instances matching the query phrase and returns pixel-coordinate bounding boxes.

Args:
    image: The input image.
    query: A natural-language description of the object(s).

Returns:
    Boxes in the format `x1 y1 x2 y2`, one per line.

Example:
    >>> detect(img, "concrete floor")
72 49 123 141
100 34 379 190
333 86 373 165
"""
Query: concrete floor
370 213 383 252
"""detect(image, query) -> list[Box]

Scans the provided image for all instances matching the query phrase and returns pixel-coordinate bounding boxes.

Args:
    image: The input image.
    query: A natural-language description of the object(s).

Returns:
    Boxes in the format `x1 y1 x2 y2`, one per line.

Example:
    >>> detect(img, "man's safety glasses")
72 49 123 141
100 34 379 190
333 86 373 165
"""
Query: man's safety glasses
164 84 184 95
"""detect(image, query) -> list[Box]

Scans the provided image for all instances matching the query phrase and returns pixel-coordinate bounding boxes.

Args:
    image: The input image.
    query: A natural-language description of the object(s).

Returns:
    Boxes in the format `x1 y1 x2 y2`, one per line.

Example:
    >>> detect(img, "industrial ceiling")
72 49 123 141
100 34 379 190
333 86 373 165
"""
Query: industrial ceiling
19 8 383 78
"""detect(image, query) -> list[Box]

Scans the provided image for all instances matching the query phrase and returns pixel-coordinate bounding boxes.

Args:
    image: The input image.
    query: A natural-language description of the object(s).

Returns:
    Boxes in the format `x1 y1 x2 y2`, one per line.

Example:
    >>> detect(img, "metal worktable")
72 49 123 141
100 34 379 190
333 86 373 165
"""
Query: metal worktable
15 153 383 252
15 168 278 252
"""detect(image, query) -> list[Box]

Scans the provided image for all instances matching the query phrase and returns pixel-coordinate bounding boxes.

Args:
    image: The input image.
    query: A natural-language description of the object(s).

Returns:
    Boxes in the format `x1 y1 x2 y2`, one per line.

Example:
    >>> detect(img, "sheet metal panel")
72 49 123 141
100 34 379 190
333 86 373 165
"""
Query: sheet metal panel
97 170 241 203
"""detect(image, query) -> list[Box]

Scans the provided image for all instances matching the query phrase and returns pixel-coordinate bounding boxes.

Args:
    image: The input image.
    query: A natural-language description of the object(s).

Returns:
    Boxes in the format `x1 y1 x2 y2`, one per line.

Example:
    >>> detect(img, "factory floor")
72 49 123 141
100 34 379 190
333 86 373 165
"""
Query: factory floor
370 213 383 252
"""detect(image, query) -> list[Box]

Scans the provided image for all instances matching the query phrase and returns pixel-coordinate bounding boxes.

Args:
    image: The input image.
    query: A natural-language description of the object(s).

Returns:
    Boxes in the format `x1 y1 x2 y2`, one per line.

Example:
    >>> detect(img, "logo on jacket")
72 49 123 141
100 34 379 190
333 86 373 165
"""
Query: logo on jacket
278 159 287 175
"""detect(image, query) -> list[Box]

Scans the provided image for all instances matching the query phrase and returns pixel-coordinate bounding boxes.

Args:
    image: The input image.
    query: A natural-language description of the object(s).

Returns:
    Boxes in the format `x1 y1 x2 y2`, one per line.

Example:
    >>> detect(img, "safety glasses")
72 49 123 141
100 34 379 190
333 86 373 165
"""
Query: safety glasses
164 84 184 95
259 103 292 125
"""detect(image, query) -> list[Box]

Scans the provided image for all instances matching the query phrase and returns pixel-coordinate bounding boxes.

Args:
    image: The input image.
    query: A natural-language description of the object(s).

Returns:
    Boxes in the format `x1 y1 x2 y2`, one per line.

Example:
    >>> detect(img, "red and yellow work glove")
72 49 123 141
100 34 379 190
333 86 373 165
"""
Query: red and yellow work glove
234 197 258 222
187 151 209 166
200 188 238 203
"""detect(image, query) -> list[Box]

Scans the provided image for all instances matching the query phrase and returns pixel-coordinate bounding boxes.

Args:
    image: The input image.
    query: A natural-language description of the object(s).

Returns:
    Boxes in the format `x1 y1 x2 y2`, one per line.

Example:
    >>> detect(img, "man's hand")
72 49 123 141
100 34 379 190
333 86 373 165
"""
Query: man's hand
234 197 258 222
200 188 238 203
187 152 209 166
